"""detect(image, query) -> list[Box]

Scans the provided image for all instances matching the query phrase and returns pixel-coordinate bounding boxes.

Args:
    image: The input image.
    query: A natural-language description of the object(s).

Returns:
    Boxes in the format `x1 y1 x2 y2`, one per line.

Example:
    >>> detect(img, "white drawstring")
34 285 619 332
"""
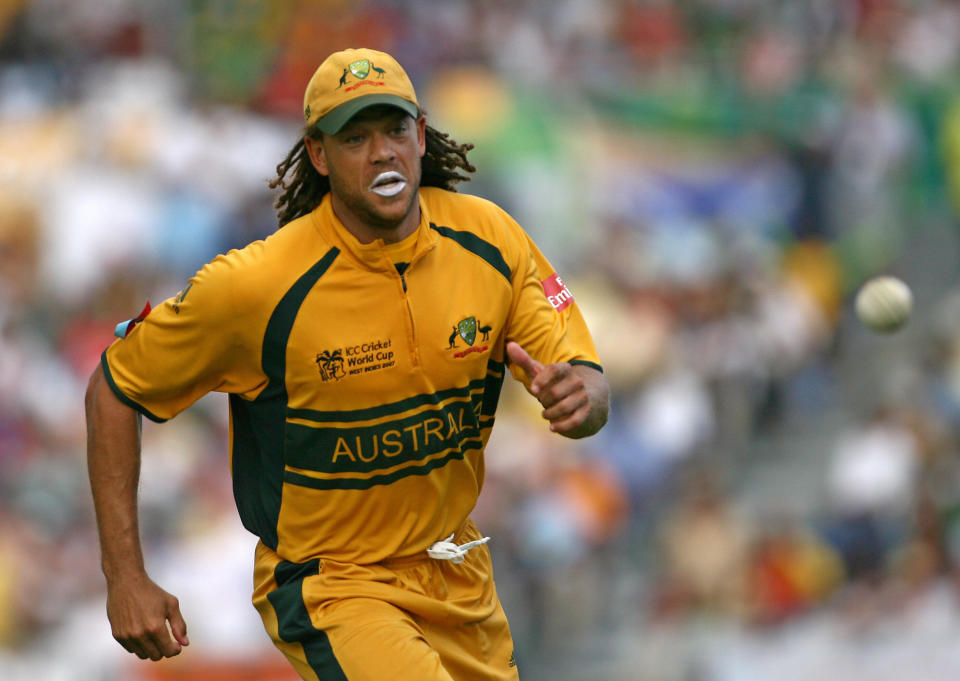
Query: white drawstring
427 533 490 564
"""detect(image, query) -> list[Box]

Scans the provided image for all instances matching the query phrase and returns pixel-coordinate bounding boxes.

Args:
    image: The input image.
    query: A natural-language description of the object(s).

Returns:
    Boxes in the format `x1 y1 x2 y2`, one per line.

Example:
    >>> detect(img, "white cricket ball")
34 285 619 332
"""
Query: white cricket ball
855 276 912 333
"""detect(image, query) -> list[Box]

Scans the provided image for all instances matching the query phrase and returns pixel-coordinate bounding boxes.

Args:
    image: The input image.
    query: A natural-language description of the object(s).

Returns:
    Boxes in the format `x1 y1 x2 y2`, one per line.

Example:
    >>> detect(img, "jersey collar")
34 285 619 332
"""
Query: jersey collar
313 192 438 271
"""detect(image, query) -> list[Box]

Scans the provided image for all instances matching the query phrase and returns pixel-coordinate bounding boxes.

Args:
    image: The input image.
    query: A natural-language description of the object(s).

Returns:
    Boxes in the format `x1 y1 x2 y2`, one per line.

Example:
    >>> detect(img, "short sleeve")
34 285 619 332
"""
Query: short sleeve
103 255 263 421
501 214 602 386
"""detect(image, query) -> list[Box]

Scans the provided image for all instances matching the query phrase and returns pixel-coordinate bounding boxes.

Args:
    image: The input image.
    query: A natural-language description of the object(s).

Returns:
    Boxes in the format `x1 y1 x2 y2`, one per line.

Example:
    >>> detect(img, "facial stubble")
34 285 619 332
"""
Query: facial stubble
328 164 421 234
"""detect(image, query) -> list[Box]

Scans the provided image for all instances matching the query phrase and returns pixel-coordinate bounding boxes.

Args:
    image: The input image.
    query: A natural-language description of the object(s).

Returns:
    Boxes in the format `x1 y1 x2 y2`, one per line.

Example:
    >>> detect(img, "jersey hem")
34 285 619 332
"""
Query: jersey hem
100 350 168 423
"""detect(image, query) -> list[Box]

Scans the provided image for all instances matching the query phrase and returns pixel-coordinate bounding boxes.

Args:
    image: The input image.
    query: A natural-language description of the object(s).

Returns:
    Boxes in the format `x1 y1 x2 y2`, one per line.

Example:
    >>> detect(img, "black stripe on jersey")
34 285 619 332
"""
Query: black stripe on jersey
284 440 485 491
100 351 168 423
570 359 603 373
287 376 487 423
268 560 348 681
231 247 340 550
429 222 511 282
287 360 506 425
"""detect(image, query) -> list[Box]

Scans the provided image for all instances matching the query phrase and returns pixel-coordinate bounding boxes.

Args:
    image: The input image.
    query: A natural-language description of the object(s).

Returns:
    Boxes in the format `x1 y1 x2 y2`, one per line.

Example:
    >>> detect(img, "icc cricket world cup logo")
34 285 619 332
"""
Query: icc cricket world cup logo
316 349 346 381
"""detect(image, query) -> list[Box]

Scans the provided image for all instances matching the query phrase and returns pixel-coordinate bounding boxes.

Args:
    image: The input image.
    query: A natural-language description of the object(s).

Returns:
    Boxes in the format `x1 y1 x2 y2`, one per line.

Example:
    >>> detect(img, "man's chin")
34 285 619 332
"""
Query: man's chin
365 191 417 227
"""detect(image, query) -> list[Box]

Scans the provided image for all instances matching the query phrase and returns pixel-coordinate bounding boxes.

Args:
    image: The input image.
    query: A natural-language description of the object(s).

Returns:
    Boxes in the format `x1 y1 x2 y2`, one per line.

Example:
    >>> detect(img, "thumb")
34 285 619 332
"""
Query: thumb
167 598 190 647
506 341 543 379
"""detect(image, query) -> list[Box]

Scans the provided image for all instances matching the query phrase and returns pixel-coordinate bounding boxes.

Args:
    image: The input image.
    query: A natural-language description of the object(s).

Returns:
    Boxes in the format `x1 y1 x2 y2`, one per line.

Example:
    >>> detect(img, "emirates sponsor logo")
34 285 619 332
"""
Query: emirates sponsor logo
542 273 574 311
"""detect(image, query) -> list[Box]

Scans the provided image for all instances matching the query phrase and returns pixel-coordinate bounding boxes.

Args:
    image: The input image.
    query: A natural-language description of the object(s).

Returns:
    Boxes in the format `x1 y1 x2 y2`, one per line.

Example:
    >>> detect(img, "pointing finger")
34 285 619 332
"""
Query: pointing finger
506 342 543 381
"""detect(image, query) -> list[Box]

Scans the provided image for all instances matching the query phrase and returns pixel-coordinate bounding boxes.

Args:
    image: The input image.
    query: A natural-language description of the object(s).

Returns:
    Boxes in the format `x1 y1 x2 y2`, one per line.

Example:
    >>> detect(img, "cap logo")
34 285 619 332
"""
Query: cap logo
335 59 388 92
349 59 370 79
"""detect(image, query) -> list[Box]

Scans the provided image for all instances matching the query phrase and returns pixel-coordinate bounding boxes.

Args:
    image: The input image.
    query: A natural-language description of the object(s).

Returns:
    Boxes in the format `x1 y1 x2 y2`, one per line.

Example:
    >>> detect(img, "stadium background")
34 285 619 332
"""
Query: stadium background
2 0 960 679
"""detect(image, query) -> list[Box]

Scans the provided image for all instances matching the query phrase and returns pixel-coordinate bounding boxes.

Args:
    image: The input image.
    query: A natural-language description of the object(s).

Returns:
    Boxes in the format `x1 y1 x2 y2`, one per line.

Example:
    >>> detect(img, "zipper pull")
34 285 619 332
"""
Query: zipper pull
395 262 409 292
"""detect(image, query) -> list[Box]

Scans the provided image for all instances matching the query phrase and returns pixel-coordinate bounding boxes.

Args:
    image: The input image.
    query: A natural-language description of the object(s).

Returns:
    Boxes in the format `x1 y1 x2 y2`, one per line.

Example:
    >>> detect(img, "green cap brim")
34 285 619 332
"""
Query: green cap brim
315 94 419 135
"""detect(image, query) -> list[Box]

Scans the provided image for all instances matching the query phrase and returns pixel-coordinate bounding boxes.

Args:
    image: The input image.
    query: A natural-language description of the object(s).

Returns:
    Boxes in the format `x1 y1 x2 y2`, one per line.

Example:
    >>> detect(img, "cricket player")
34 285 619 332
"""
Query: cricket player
86 47 609 681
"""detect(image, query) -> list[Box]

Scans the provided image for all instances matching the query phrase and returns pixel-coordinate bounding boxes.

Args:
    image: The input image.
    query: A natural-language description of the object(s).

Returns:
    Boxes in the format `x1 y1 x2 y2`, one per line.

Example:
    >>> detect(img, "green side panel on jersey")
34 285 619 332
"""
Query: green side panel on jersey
231 247 340 549
480 359 505 417
229 394 284 546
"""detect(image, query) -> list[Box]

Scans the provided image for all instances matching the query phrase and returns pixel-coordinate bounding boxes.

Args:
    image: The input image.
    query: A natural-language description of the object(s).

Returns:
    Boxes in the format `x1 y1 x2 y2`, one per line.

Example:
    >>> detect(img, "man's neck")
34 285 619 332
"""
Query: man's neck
330 194 421 245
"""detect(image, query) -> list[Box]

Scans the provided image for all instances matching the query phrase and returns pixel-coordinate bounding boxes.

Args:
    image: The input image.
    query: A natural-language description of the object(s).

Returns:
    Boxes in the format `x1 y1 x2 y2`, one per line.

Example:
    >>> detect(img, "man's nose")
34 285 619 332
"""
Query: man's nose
369 132 396 163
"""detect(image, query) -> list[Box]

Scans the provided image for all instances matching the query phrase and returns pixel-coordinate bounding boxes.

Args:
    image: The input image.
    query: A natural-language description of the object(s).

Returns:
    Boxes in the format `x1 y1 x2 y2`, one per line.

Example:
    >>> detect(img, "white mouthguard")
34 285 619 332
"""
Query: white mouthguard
370 171 407 197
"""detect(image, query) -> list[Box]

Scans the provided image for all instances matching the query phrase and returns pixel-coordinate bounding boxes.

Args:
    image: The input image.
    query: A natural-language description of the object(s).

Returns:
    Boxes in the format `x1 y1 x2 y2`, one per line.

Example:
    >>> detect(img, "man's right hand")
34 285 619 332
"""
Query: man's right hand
106 573 189 660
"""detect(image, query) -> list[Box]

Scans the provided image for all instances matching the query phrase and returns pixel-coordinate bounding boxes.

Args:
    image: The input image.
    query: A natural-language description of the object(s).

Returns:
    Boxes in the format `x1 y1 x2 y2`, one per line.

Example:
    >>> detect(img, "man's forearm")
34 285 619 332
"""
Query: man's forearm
85 365 146 581
85 365 189 659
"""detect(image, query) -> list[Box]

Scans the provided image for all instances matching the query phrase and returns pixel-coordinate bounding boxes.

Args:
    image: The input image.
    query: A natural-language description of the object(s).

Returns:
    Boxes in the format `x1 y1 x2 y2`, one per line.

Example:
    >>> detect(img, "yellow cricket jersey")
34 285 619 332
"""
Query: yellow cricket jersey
103 187 602 566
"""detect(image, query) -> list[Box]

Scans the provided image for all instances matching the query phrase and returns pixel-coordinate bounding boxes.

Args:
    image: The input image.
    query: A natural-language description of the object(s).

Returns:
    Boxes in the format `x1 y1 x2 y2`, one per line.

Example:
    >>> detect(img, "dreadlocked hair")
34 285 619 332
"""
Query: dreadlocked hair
420 125 476 190
269 138 329 228
269 121 477 228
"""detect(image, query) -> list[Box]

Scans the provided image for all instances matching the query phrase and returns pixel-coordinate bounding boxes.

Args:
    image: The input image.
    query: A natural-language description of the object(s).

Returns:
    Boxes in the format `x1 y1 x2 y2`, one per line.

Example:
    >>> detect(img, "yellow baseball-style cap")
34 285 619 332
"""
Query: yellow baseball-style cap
303 48 420 135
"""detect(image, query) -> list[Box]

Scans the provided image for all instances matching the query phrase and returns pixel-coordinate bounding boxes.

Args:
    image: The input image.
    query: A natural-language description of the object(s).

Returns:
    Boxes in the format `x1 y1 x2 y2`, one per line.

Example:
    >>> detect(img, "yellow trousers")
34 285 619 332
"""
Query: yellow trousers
253 520 520 681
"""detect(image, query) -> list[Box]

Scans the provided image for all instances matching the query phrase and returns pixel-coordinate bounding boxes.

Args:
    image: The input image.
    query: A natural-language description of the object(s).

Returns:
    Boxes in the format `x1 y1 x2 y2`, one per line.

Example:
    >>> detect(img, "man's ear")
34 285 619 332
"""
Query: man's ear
416 115 426 158
304 136 329 176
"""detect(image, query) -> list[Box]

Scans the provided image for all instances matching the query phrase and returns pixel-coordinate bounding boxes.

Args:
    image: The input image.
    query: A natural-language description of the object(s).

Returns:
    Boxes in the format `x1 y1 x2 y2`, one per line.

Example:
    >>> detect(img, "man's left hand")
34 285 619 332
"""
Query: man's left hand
506 341 610 439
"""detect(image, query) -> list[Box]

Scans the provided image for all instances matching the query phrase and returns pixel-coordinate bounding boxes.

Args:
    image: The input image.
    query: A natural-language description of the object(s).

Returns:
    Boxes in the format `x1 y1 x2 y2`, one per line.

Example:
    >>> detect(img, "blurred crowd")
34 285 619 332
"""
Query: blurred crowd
2 1 960 680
